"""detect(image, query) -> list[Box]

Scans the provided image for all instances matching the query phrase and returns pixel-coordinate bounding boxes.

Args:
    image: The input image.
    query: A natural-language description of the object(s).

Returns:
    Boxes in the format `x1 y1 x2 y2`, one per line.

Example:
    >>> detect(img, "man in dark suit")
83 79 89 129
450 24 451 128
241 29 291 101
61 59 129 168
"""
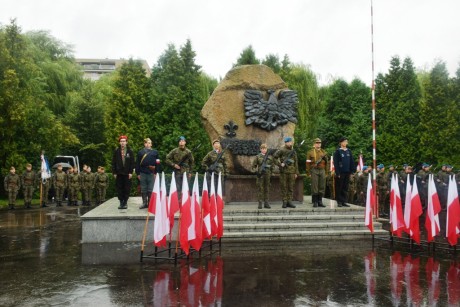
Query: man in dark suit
333 137 356 207
112 135 135 209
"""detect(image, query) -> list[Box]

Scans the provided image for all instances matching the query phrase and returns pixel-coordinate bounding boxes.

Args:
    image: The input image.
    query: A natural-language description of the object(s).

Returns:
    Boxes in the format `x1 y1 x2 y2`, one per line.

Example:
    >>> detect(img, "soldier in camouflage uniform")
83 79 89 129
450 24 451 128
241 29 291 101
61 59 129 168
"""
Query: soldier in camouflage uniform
306 138 328 208
67 166 80 206
81 165 94 206
21 163 37 209
356 166 369 206
94 166 109 205
348 172 357 204
202 139 227 192
166 136 195 196
273 136 299 208
4 166 21 210
52 164 67 207
251 143 273 209
376 164 389 217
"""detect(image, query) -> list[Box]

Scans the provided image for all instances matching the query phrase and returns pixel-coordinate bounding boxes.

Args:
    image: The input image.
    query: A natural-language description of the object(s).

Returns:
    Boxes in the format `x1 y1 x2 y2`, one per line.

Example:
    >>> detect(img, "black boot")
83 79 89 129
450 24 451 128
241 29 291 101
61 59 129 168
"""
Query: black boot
8 204 14 210
25 202 31 209
286 201 296 208
122 199 128 209
317 194 326 207
258 201 262 209
139 193 148 209
264 201 271 209
118 200 124 209
282 201 287 208
312 195 318 208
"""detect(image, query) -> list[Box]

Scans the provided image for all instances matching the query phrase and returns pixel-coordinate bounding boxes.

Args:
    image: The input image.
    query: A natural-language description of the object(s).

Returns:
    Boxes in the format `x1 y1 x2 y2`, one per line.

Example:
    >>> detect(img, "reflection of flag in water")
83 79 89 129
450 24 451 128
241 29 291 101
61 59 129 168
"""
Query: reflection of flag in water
40 154 51 182
426 257 440 306
390 174 405 237
214 256 224 305
425 174 441 242
446 175 460 246
404 255 422 306
364 251 376 303
447 263 460 306
152 271 172 306
390 252 404 306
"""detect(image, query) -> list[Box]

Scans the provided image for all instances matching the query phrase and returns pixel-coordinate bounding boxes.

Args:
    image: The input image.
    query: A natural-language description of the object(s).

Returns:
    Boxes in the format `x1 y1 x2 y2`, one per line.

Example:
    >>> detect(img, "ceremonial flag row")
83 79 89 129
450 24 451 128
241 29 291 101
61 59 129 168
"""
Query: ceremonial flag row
150 172 224 255
377 173 460 246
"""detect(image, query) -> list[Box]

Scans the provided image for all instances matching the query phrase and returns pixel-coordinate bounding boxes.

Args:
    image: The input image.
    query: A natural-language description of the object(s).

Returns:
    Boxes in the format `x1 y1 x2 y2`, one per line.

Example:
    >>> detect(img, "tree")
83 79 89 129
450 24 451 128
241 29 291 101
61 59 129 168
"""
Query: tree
262 53 281 73
234 45 260 66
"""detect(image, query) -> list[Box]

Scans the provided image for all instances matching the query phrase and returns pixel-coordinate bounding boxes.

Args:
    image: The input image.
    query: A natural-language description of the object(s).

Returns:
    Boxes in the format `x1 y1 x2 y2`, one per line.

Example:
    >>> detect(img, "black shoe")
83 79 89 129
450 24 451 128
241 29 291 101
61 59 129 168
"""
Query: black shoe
286 201 296 208
318 203 326 208
264 202 271 209
342 203 350 207
118 200 124 209
337 202 343 207
258 202 262 209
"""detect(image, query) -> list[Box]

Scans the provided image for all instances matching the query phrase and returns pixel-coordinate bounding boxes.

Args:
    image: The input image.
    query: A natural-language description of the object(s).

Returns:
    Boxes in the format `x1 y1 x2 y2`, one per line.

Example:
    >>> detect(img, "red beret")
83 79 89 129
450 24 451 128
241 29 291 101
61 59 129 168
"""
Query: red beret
118 135 128 141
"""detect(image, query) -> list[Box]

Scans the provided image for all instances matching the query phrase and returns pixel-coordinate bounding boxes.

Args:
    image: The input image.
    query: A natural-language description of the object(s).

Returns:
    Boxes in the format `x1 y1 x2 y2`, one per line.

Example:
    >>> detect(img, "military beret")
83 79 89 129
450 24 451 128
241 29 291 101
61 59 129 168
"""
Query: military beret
284 136 293 142
388 164 394 168
118 135 128 141
338 137 348 143
179 136 186 141
422 163 430 168
314 138 322 143
377 164 384 169
403 164 408 168
362 166 368 171
446 164 453 168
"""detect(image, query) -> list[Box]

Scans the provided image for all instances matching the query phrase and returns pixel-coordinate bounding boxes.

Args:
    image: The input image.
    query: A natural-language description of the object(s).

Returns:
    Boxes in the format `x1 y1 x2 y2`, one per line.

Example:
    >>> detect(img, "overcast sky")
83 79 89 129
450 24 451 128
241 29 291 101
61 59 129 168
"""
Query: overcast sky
1 0 459 85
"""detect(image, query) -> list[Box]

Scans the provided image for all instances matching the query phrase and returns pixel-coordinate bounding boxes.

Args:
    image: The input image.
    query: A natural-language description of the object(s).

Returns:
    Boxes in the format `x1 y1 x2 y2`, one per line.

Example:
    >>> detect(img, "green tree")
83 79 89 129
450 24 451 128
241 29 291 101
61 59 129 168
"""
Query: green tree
262 53 281 73
234 45 260 66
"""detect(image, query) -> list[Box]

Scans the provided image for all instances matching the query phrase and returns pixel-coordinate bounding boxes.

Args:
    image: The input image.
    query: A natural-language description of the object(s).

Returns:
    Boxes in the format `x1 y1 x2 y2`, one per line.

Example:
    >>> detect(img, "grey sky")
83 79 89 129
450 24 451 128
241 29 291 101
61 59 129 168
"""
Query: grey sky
1 0 459 85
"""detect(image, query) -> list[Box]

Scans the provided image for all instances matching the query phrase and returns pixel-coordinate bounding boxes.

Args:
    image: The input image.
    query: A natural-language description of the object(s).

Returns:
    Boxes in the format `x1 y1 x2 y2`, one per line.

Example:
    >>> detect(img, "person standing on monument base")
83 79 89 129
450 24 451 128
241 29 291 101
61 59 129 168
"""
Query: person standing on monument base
166 136 194 197
21 163 37 209
333 137 355 207
202 139 227 191
112 135 135 210
4 166 21 210
251 143 273 209
136 138 159 209
306 138 328 208
274 136 299 208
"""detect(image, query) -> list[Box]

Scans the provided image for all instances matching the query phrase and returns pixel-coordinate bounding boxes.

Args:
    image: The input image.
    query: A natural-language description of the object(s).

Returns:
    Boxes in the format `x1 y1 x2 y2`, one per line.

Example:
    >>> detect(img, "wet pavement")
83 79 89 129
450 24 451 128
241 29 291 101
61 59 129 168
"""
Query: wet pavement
0 206 459 306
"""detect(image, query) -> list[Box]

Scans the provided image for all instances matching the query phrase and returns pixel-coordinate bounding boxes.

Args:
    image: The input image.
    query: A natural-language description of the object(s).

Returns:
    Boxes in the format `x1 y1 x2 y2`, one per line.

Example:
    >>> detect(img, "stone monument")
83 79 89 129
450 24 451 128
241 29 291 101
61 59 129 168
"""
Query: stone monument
201 64 304 203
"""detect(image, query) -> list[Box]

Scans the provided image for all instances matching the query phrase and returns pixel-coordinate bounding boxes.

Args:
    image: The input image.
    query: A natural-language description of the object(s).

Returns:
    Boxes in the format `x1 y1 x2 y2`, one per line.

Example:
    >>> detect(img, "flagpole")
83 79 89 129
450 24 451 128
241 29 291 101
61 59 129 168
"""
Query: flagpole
140 204 152 262
370 0 378 218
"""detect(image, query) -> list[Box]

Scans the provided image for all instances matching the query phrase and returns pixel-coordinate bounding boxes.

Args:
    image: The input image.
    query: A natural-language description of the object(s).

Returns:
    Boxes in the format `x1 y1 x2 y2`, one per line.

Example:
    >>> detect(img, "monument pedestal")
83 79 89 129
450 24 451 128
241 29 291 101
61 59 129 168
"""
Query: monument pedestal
224 174 304 204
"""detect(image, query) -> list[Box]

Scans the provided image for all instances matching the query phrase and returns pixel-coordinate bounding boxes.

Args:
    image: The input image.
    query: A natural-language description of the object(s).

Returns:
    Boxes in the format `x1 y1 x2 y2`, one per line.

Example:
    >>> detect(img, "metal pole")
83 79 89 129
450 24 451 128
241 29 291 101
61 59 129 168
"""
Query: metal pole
370 0 378 218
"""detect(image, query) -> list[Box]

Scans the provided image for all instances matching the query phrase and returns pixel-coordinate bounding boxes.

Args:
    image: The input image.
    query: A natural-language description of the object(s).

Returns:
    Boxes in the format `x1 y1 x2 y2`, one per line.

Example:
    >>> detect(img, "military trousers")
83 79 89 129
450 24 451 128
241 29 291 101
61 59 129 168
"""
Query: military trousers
7 189 19 205
55 185 65 202
96 186 107 203
280 173 296 201
23 185 34 202
69 186 79 202
311 168 326 196
256 173 271 202
139 172 155 194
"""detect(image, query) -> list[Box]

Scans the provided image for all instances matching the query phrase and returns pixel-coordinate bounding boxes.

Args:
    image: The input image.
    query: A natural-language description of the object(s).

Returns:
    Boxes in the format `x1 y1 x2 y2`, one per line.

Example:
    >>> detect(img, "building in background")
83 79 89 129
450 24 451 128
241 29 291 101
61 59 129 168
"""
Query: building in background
75 58 151 81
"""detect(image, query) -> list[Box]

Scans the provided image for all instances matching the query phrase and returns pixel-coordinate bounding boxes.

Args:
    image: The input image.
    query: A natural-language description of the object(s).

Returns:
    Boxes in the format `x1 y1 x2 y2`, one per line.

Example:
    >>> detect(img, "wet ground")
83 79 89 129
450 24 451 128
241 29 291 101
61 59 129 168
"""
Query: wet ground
0 206 459 306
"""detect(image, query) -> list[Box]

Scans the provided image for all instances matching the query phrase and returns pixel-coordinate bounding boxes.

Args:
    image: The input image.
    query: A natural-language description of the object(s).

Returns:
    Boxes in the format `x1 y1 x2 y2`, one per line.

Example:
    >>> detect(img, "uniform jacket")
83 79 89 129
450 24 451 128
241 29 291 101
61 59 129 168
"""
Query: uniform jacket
274 146 299 174
166 147 194 174
112 146 135 176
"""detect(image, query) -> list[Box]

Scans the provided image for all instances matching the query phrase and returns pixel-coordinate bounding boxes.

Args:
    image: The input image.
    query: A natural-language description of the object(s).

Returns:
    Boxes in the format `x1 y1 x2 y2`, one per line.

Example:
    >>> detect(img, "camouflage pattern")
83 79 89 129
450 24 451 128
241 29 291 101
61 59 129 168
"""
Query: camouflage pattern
166 147 195 175
67 172 81 204
81 171 94 205
4 172 21 206
274 146 299 202
376 170 389 216
94 172 109 204
21 169 37 203
252 153 274 202
202 150 227 176
52 170 67 203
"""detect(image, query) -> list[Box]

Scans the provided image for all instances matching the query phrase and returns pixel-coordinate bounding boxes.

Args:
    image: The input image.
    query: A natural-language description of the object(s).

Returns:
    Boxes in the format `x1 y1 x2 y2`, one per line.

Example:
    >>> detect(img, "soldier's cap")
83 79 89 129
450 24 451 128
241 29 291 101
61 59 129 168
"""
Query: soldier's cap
362 166 368 171
26 163 32 167
338 137 348 143
446 164 453 168
377 164 384 169
212 139 220 145
179 136 186 141
442 164 447 167
284 136 293 142
422 163 430 168
314 138 321 143
388 164 394 168
57 163 63 167
403 163 408 168
99 166 105 170
118 135 128 141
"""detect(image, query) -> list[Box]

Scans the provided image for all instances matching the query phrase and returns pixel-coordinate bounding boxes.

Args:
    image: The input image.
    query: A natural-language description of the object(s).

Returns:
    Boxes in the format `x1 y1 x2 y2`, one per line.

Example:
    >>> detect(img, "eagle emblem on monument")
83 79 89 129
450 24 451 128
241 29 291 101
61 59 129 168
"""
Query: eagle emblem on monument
244 89 298 131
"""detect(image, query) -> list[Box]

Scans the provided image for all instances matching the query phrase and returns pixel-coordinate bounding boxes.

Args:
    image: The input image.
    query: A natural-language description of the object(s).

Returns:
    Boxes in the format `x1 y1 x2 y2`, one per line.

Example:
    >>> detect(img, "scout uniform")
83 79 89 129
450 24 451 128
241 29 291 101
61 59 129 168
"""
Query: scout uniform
305 138 328 208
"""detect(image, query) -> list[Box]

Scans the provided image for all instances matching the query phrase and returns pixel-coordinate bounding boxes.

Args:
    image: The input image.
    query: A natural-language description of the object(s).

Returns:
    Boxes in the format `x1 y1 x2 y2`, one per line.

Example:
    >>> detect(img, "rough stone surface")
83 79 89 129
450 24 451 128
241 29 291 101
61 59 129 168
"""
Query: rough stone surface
201 64 296 174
